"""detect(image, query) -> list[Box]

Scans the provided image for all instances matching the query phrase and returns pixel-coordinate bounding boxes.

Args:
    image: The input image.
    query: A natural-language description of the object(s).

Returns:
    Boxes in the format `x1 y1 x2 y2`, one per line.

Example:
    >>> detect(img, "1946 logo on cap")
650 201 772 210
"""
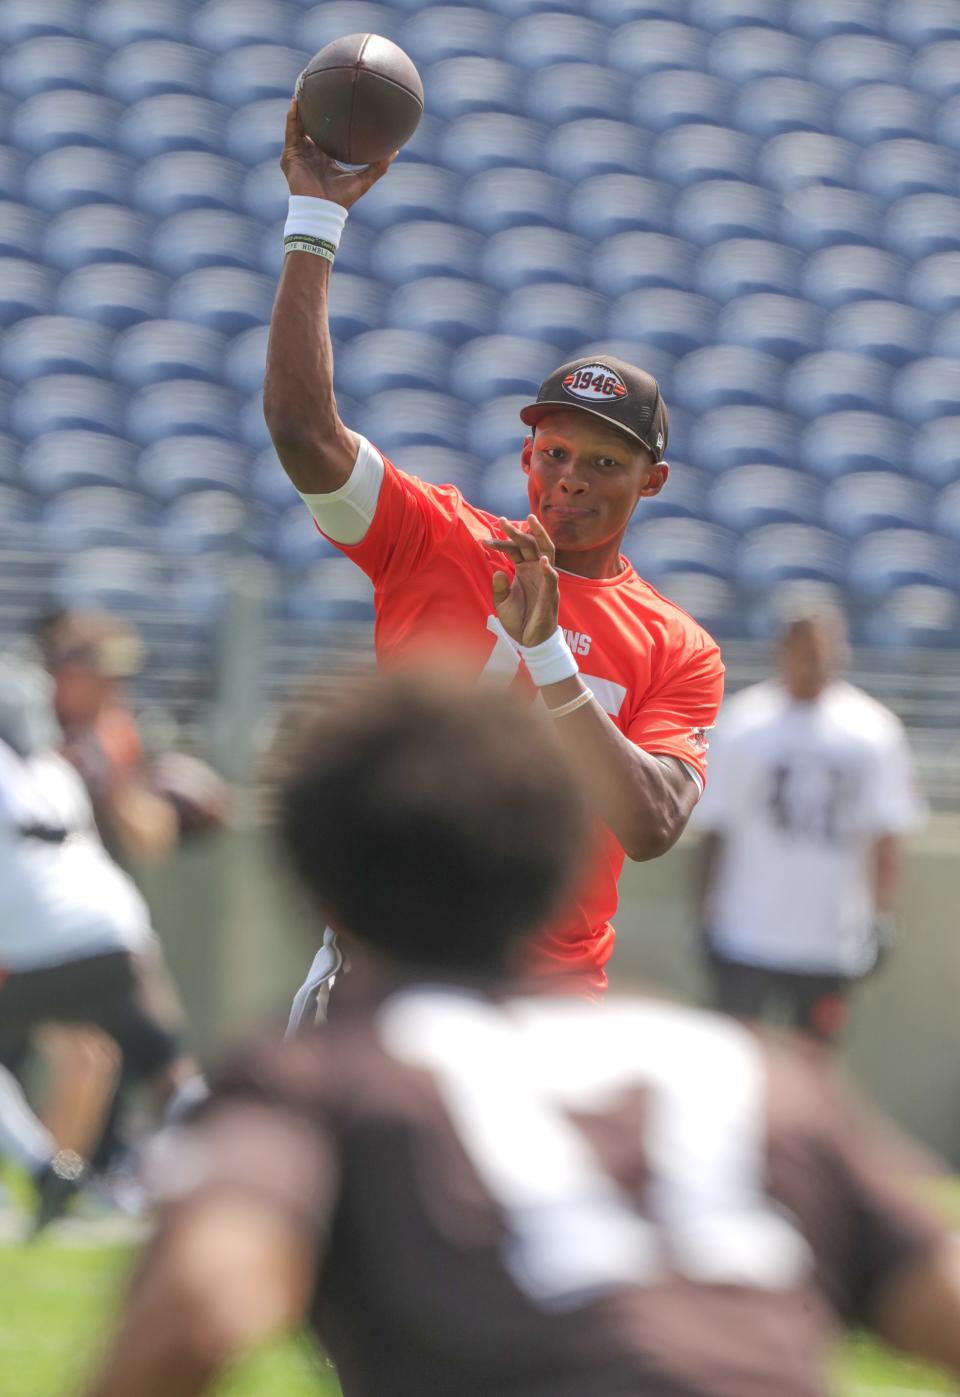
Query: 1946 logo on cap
562 364 628 403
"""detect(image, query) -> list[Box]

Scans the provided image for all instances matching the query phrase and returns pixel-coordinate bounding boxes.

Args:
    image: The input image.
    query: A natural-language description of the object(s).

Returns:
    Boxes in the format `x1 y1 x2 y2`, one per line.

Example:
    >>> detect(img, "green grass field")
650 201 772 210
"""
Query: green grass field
0 1231 955 1397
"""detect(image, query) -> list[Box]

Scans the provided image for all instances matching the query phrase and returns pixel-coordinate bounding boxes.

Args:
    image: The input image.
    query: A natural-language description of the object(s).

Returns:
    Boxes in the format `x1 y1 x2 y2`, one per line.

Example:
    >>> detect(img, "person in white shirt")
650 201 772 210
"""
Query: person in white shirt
0 650 197 1229
694 610 923 1042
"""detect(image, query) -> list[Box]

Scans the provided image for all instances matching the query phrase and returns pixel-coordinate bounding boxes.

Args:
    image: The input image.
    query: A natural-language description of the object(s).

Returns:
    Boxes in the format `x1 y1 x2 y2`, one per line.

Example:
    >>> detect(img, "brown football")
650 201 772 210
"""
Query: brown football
296 33 424 165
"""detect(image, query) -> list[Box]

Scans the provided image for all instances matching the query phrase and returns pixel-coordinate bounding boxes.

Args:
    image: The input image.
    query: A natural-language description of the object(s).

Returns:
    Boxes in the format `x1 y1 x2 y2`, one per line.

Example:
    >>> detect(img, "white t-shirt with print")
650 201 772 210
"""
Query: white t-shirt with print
693 681 923 976
0 739 153 972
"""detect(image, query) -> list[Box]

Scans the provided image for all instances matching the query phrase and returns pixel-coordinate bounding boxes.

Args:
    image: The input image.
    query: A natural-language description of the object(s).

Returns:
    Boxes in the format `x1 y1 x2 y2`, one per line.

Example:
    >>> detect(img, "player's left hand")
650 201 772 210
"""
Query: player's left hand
483 515 560 647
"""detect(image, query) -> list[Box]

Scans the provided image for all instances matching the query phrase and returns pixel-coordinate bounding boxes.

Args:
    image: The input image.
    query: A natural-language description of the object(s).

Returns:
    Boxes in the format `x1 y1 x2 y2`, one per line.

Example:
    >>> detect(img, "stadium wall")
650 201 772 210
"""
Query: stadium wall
142 819 960 1164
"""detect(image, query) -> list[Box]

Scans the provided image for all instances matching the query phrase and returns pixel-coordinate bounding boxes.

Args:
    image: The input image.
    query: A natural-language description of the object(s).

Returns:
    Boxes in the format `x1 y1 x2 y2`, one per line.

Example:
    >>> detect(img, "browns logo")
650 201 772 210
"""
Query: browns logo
562 363 628 403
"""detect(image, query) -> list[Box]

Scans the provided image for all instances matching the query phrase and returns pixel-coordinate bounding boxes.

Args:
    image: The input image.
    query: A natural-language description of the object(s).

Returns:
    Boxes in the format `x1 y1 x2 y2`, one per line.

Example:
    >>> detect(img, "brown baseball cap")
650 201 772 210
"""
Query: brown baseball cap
519 355 669 462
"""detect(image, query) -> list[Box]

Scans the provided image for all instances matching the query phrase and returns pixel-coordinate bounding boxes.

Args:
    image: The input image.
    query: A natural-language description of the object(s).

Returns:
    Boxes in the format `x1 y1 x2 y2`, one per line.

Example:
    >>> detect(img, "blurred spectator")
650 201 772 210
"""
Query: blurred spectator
694 609 924 1042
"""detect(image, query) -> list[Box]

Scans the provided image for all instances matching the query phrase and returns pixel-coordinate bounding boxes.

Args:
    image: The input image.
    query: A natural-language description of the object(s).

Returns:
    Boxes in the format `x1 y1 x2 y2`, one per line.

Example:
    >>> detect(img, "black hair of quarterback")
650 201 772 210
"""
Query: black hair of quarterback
277 671 588 973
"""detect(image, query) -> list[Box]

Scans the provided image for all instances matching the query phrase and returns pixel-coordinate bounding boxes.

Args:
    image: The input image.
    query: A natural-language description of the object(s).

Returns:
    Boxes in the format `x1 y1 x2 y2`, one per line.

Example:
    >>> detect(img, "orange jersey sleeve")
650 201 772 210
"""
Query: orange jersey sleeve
626 636 725 788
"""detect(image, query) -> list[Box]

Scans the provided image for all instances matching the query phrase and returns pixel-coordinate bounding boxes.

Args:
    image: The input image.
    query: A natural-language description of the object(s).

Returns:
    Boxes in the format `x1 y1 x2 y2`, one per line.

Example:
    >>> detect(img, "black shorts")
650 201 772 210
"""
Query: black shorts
704 943 855 1041
0 948 183 1078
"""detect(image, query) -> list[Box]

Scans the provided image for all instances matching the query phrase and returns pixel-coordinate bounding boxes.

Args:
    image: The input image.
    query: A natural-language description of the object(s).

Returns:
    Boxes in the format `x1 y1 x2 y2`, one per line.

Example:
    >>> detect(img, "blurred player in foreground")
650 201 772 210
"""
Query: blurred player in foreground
0 651 198 1229
265 101 724 1020
85 672 960 1397
694 610 923 1042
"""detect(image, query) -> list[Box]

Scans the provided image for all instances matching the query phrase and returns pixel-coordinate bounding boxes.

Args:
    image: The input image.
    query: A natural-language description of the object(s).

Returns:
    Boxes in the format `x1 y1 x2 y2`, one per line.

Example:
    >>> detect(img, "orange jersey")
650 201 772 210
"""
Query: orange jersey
324 455 725 997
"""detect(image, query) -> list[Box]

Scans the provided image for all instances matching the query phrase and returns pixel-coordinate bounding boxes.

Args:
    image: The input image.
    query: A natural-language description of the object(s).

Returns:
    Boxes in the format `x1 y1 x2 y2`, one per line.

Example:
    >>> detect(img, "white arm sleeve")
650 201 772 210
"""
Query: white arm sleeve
297 434 385 545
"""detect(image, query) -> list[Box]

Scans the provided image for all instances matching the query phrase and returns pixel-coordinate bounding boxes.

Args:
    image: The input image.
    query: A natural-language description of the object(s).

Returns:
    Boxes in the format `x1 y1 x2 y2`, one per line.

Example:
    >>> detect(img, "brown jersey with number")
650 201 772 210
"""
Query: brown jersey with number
174 975 943 1397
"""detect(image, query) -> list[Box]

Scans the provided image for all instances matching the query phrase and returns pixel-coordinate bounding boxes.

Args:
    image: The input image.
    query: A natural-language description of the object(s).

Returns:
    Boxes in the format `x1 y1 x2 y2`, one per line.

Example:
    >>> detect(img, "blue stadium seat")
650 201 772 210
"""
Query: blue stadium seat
157 490 249 555
780 185 883 250
151 210 262 276
933 481 960 540
460 167 568 235
717 293 821 360
476 452 531 519
824 299 929 366
111 320 224 387
133 153 244 218
696 239 800 301
784 351 891 415
207 45 307 107
0 202 41 258
0 316 113 383
888 1 960 46
624 518 736 580
672 345 783 412
0 485 37 546
813 35 909 90
635 462 709 521
689 0 784 29
907 40 960 99
351 165 459 232
688 405 797 473
0 258 55 323
755 132 858 191
389 277 494 344
607 289 714 356
449 335 559 403
43 205 150 271
848 528 956 598
609 21 708 77
799 411 909 478
568 175 672 238
658 572 744 637
801 245 904 308
709 464 819 532
710 26 806 81
243 159 288 224
12 373 125 437
478 0 582 15
57 264 166 329
482 227 588 290
833 83 932 144
524 64 631 125
9 92 119 154
907 253 960 314
744 578 847 640
862 585 960 649
126 380 238 444
369 222 483 286
936 95 960 152
42 487 154 553
272 503 340 567
336 329 449 397
424 58 524 120
544 121 648 180
137 437 248 501
501 284 607 350
53 548 167 614
788 0 883 40
933 311 960 358
911 418 960 486
250 445 298 512
0 433 17 485
24 146 133 211
296 3 400 52
222 326 268 395
734 78 829 137
102 41 208 101
652 123 756 186
591 233 694 296
438 113 546 176
673 180 777 244
0 0 83 42
466 395 532 461
0 148 25 202
120 95 229 159
1 37 107 97
387 445 480 495
189 0 293 51
822 472 931 539
19 429 135 494
892 358 960 424
167 267 274 335
587 0 676 16
630 69 732 131
737 524 846 590
505 12 606 67
85 0 188 45
857 139 955 201
282 559 375 624
223 98 287 165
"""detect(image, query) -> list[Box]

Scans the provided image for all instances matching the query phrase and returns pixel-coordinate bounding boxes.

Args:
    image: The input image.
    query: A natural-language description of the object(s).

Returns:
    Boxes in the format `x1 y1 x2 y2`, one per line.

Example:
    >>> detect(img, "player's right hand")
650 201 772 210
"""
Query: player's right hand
280 99 396 207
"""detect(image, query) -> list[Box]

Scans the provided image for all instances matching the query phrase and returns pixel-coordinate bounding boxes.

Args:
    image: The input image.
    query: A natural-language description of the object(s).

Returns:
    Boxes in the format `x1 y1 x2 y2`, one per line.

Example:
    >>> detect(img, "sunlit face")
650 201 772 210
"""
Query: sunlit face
522 410 667 556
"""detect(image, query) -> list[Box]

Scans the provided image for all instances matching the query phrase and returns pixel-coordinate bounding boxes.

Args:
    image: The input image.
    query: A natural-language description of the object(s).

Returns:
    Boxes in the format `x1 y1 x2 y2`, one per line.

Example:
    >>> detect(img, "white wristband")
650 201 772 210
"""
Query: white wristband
284 196 349 250
519 628 579 688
